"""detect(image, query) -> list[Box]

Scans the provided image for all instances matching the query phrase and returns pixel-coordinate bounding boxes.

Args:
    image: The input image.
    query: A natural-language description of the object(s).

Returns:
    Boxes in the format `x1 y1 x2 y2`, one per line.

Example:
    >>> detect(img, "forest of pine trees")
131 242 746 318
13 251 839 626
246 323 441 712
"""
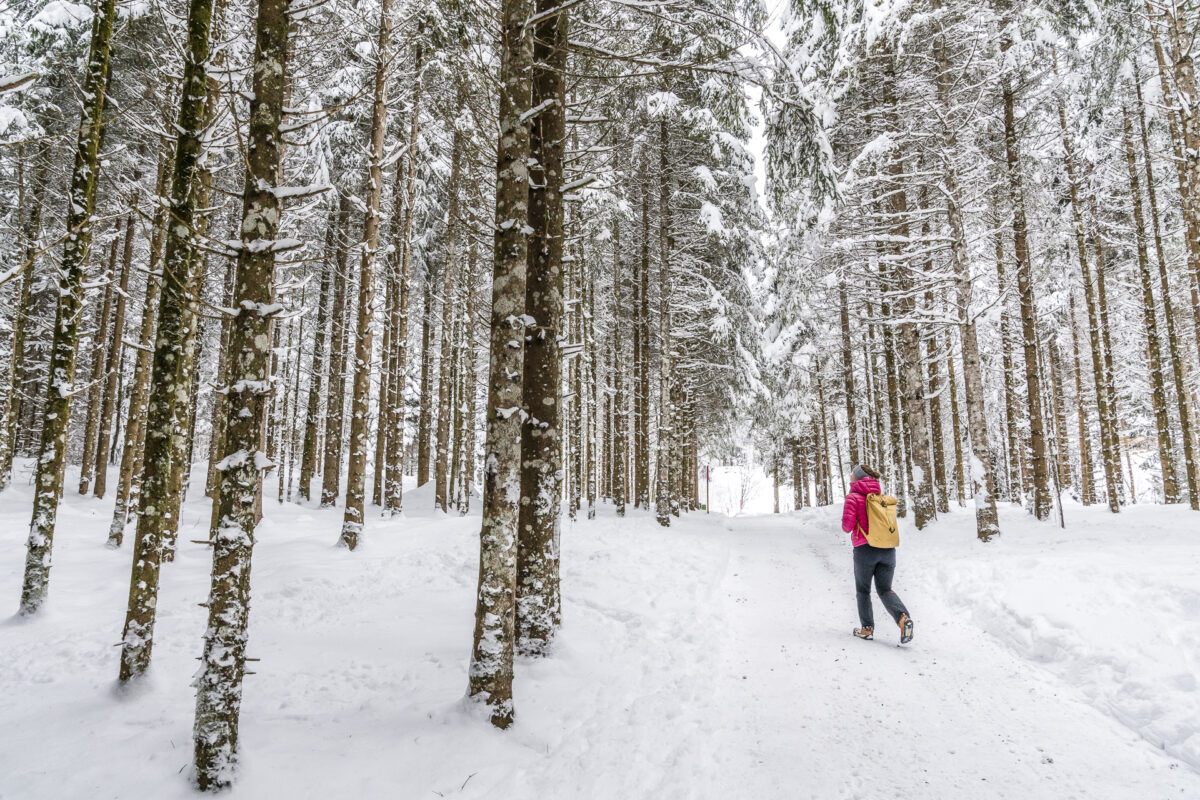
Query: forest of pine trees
1 0 1198 790
759 0 1200 542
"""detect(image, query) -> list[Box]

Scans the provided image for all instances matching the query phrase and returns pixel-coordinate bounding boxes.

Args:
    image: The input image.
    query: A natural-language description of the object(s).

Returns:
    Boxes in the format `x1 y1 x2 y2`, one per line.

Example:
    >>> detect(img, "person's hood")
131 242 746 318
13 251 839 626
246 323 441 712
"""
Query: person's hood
850 476 881 496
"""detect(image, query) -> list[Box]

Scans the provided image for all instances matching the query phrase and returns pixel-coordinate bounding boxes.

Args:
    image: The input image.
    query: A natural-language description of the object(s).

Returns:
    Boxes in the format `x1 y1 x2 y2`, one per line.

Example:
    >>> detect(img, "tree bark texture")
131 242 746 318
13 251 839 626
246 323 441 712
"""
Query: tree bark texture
20 0 120 615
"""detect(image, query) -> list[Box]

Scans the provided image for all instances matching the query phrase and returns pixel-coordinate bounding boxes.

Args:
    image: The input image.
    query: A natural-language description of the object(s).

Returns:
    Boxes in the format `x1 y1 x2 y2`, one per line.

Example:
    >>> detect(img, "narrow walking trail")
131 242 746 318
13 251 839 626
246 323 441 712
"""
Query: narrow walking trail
1 476 1197 799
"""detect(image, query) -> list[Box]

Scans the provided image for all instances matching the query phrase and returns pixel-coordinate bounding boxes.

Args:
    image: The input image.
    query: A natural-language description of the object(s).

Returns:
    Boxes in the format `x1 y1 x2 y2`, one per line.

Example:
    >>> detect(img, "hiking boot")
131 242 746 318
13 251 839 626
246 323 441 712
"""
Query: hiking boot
852 626 874 640
899 613 914 644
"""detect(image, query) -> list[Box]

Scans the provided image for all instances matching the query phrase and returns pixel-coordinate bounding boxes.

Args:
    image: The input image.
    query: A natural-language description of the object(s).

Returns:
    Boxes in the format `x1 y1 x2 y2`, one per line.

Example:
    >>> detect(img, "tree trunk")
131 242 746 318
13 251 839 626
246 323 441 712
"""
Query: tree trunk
298 209 336 501
204 258 237 502
926 324 948 514
655 118 673 527
193 0 290 784
947 175 1001 540
880 283 905 515
386 59 422 513
612 213 627 517
637 177 651 509
880 56 934 526
94 203 137 499
1092 209 1126 506
417 287 433 488
374 274 392 507
1002 73 1052 520
339 0 395 550
463 244 478 514
1058 105 1120 512
1 149 47 491
320 192 352 507
840 284 858 466
587 241 599 519
79 234 118 496
435 91 466 512
1135 67 1198 508
945 333 966 507
19 0 120 615
1163 1 1200 337
108 156 169 546
1068 291 1096 504
992 208 1024 502
468 0 532 729
516 1 566 653
118 0 216 671
1122 103 1177 502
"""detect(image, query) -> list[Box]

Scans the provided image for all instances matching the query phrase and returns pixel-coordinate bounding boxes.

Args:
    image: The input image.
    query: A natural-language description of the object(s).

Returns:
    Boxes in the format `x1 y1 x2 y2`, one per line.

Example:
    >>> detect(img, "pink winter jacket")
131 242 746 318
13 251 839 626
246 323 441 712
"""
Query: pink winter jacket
842 476 881 547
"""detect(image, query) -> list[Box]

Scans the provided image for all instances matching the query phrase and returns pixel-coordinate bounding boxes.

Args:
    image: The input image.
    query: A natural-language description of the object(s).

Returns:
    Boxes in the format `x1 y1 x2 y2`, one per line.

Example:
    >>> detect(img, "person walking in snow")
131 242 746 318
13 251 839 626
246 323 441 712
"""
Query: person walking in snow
842 464 913 644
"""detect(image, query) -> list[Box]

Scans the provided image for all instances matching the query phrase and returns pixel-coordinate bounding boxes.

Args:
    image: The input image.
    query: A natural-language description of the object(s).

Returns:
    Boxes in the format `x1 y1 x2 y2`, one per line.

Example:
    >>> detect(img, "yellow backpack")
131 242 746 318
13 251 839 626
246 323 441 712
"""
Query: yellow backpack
857 494 899 548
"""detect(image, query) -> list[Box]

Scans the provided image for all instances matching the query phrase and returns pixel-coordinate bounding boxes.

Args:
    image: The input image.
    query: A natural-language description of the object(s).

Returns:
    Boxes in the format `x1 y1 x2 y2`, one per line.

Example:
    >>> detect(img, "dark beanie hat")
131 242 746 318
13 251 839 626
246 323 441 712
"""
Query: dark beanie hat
851 464 879 482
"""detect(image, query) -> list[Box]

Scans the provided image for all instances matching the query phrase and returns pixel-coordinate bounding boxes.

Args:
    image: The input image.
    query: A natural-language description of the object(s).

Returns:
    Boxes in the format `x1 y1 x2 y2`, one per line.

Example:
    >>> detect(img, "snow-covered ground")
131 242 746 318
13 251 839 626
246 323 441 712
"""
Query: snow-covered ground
1 460 1198 799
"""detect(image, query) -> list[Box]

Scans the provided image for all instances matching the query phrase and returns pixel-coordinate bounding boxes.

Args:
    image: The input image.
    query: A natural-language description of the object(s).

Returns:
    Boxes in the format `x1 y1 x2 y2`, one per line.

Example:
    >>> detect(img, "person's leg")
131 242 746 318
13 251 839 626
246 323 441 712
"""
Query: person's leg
872 549 909 625
853 546 875 628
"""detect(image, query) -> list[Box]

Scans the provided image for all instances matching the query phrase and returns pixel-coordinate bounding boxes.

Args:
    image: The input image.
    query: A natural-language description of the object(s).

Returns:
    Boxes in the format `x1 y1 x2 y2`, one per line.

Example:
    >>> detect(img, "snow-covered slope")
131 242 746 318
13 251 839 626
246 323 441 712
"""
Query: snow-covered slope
0 462 1197 799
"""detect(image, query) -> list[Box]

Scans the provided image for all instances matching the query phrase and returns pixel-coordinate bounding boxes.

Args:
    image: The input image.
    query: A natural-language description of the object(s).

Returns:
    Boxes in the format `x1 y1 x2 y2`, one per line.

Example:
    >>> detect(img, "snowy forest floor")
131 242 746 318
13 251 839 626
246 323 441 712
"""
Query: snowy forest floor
1 461 1199 800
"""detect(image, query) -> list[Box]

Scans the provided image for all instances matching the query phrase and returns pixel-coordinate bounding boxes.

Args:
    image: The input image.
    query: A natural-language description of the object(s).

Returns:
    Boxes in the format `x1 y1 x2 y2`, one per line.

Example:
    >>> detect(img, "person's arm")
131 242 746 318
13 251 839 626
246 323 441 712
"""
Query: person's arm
841 494 857 533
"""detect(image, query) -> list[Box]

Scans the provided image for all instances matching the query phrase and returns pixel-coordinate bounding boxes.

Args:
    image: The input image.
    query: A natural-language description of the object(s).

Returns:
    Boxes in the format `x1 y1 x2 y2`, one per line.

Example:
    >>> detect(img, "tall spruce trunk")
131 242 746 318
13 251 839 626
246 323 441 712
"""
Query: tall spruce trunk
320 192 352 507
1046 330 1073 493
1001 73 1052 520
926 320 948 514
1135 69 1198 508
117 0 215 673
297 211 335 501
587 245 598 519
882 55 934 527
205 259 237 499
880 272 905 514
992 209 1024 501
515 0 566 656
19 0 120 615
339 0 394 549
435 91 466 512
94 204 137 499
568 227 583 520
463 244 478 514
1068 292 1096 504
384 45 423 513
1 150 47 491
108 157 169 546
1092 207 1126 505
1148 6 1200 431
79 235 118 496
1122 103 1178 502
469 0 532 729
636 178 651 508
374 273 392 507
1164 0 1200 315
193 0 290 785
840 284 858 466
947 178 1001 540
612 214 627 517
417 287 433 488
655 118 673 527
1058 104 1120 512
945 334 967 507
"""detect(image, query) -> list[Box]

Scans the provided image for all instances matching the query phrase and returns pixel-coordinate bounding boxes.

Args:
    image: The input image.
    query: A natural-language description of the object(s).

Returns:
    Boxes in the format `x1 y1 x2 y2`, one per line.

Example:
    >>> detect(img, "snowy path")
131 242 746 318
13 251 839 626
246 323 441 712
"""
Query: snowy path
1 471 1198 799
709 511 1197 799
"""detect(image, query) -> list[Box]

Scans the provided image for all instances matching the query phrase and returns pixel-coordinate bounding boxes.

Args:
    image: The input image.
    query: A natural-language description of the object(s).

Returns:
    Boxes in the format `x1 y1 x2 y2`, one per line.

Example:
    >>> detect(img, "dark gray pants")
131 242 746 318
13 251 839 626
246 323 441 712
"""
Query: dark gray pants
853 544 909 629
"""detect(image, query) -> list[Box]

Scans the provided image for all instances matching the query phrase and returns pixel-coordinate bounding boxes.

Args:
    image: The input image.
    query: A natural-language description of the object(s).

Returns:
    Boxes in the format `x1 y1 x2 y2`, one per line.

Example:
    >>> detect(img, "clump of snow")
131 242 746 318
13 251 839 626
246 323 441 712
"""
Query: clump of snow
30 1 92 32
699 202 726 238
